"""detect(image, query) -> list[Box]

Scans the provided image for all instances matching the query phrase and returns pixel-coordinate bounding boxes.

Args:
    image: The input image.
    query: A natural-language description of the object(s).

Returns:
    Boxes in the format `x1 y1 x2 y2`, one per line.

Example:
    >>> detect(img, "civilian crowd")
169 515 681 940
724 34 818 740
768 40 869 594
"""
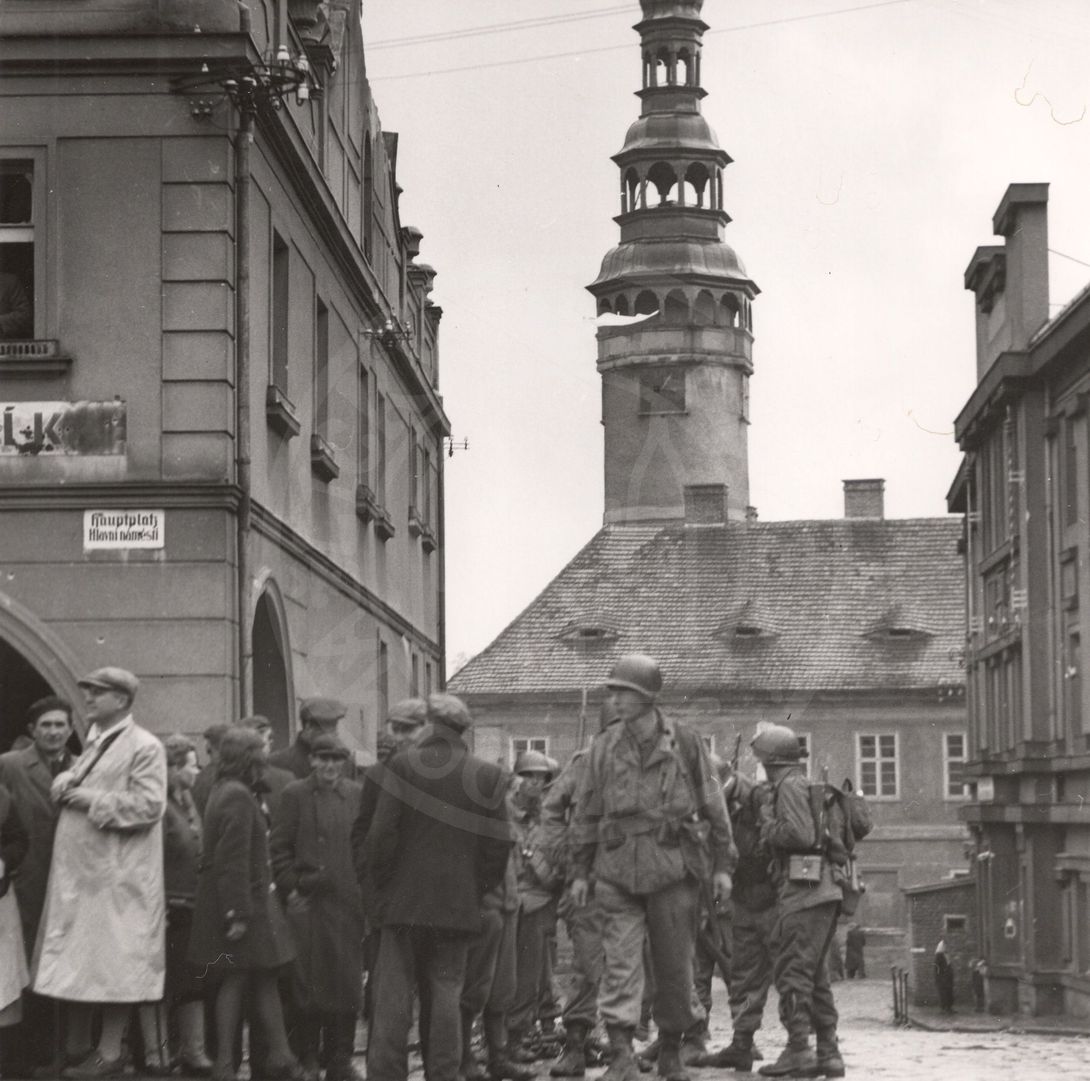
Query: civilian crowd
0 654 868 1081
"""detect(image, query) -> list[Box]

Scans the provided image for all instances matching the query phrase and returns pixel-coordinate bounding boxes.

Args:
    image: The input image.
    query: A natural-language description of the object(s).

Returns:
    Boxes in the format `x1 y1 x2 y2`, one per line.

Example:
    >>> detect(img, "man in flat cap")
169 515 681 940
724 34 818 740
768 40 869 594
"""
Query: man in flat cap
362 693 513 1081
33 667 168 1079
270 697 352 781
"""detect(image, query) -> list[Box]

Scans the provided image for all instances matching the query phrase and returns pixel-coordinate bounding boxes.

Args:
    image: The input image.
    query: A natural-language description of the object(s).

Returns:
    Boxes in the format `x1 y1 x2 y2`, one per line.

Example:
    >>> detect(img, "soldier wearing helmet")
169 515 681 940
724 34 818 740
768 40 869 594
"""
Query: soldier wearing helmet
751 723 844 1079
569 655 736 1081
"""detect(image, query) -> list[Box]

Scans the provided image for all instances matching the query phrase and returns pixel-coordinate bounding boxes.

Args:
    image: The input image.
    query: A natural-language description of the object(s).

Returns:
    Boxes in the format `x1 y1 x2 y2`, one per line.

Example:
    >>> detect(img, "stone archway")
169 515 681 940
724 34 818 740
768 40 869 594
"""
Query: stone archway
0 590 86 748
251 583 294 751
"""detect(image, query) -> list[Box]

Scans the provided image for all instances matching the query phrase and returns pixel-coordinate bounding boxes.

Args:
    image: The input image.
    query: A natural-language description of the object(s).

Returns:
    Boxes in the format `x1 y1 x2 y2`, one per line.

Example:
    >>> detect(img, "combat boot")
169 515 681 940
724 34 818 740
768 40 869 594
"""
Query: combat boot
549 1022 588 1077
814 1032 844 1078
678 1023 707 1067
757 1044 818 1078
600 1026 639 1081
694 1038 754 1072
655 1033 688 1081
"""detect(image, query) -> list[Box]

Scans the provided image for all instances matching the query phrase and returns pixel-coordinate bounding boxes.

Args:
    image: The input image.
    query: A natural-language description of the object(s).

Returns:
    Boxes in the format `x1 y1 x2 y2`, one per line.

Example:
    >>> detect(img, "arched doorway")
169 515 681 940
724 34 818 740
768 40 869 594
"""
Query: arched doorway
0 589 85 750
0 638 54 751
252 589 292 751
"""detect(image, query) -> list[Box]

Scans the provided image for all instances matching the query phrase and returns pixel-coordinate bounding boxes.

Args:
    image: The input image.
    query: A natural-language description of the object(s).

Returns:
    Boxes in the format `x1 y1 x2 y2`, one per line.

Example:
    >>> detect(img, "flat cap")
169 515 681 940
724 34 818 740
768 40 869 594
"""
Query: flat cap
426 692 472 732
300 697 346 726
308 732 350 759
387 697 428 726
238 714 272 732
78 666 139 698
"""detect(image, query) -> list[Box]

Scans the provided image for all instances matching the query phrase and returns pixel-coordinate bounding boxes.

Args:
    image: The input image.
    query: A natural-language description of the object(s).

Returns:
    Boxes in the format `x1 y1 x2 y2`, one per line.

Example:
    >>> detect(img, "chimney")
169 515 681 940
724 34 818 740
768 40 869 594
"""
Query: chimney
684 484 727 525
964 183 1049 378
843 479 884 520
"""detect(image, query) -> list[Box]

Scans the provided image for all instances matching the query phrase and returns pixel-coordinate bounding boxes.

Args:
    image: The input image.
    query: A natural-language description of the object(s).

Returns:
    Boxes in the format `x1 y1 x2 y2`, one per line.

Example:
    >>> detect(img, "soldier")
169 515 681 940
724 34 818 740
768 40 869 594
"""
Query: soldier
570 655 735 1081
541 703 619 1078
695 768 777 1071
508 750 561 1055
752 724 844 1079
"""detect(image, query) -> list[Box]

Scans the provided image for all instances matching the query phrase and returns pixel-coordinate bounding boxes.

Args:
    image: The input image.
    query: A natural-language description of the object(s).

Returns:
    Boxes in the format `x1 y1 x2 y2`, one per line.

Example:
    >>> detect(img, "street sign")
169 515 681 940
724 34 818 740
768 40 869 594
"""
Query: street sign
83 510 164 550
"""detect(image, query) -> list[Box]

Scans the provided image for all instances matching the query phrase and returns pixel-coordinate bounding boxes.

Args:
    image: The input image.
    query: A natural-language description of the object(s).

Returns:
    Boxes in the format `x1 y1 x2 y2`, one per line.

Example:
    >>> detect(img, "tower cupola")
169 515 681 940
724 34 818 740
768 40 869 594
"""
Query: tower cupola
589 0 759 525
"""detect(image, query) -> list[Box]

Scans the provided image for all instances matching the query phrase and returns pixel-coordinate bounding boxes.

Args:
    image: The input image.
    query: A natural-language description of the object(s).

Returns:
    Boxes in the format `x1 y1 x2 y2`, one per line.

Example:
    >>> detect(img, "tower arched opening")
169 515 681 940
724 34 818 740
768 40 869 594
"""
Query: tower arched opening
721 294 741 328
634 290 659 316
677 49 693 87
653 51 668 87
685 163 711 208
694 290 717 326
598 298 614 316
647 162 677 207
624 168 642 212
614 294 630 316
664 289 689 324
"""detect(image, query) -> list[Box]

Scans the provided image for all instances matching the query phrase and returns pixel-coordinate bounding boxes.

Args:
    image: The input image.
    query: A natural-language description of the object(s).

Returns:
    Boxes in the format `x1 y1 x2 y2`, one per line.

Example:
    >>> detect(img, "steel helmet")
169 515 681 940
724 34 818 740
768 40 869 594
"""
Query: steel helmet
514 749 554 778
605 654 663 699
750 723 807 766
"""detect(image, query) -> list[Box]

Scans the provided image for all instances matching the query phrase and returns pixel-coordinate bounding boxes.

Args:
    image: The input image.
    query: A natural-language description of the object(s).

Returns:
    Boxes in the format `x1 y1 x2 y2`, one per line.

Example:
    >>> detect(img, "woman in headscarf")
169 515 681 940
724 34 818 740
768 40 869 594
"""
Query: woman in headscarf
188 728 301 1081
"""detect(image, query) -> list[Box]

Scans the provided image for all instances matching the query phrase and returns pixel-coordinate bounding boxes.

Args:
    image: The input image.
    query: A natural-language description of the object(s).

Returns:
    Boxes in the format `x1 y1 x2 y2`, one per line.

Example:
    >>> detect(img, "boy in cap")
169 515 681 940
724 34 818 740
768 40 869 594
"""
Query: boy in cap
271 734 365 1081
269 698 350 781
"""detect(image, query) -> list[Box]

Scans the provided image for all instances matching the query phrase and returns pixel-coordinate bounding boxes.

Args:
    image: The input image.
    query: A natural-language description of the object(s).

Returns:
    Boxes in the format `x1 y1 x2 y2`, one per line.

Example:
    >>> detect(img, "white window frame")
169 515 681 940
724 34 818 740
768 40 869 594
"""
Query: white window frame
0 147 46 340
943 731 968 801
510 736 549 768
856 732 900 800
795 732 813 779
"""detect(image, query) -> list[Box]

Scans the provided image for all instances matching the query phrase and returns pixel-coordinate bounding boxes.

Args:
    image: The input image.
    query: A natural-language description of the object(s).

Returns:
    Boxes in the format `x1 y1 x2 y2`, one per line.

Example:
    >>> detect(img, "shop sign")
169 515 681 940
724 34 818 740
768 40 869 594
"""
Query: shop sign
1 400 126 456
83 510 164 550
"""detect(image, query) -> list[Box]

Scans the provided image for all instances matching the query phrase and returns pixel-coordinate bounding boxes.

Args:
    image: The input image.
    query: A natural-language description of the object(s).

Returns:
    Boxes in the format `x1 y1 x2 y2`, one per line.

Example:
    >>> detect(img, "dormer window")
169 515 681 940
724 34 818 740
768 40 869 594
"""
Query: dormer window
863 608 934 642
713 599 780 643
558 622 619 646
734 624 763 639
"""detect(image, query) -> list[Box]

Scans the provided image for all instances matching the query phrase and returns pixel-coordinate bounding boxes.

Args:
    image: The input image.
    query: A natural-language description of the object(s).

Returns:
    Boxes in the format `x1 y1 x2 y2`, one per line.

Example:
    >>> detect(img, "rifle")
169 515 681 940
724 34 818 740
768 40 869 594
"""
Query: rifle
696 876 732 987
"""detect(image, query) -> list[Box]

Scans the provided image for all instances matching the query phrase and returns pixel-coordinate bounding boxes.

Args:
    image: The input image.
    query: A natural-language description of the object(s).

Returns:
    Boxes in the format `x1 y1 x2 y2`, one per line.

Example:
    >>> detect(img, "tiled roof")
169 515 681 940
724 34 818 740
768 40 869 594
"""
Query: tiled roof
449 518 966 696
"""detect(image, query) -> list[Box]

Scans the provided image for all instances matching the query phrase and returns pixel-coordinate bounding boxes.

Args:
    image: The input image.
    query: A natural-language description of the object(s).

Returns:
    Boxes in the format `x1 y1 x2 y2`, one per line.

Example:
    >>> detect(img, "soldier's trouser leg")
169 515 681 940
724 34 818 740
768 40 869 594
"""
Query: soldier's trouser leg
509 900 557 1035
487 910 520 1057
645 880 701 1036
728 905 775 1042
562 894 605 1031
770 902 840 1049
596 881 650 1030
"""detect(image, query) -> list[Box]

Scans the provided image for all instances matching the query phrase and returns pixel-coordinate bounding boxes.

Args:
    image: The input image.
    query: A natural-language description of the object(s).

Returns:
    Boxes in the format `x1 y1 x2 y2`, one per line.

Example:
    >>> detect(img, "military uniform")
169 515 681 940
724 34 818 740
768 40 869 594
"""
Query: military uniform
572 712 735 1041
760 763 842 1076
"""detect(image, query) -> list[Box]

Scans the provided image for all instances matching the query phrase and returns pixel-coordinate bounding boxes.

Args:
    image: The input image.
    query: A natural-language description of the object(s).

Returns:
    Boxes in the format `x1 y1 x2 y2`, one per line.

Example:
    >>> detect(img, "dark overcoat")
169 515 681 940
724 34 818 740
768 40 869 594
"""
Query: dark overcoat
188 777 294 971
0 745 68 953
270 775 365 1012
361 724 511 933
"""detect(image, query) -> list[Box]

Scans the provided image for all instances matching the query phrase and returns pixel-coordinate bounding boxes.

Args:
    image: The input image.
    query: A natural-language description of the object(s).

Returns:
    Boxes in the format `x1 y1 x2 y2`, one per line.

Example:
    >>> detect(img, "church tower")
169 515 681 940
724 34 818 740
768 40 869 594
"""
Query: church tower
589 0 758 525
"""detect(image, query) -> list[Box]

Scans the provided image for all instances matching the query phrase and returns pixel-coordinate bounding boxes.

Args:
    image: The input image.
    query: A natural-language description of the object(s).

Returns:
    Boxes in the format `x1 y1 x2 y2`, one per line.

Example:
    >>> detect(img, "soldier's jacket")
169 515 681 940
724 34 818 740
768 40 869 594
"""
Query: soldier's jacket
571 710 736 896
538 748 589 884
727 775 776 912
510 790 560 914
761 764 842 915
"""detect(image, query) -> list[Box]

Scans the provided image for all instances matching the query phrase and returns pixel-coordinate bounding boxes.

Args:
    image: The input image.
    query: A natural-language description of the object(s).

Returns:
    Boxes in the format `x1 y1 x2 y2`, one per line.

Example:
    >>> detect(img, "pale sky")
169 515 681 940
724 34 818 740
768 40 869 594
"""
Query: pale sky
359 0 1090 673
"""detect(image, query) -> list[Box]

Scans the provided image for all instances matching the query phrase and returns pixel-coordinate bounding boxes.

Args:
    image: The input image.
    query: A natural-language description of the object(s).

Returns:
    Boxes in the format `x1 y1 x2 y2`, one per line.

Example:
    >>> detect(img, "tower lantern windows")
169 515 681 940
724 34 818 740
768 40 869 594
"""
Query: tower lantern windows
647 162 677 207
634 290 659 317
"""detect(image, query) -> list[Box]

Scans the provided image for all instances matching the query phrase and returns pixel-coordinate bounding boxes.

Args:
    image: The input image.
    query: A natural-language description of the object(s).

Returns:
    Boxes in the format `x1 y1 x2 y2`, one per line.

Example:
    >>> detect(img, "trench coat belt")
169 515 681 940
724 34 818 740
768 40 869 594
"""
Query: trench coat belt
599 810 686 839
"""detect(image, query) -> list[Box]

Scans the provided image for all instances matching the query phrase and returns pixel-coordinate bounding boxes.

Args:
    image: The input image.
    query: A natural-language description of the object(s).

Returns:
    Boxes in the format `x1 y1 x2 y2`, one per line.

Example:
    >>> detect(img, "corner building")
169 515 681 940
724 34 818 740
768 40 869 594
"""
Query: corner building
951 183 1090 1017
0 1 448 754
451 0 969 935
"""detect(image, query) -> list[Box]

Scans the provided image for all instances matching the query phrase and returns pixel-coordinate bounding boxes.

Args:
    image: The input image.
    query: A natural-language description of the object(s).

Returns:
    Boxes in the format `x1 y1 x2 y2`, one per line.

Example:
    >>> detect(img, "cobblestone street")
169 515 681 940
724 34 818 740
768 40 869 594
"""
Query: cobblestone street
684 978 1090 1081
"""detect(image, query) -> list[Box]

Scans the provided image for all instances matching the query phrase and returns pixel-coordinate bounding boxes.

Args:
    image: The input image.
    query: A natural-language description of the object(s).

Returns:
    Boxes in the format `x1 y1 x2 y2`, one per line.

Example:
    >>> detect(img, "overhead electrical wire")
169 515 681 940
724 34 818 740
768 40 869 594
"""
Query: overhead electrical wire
368 4 634 51
369 0 918 81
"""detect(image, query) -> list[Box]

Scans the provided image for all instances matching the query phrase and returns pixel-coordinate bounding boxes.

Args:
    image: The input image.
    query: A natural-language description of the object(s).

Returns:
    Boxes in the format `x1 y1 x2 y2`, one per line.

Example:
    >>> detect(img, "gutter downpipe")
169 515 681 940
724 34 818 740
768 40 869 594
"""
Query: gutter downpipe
235 6 255 716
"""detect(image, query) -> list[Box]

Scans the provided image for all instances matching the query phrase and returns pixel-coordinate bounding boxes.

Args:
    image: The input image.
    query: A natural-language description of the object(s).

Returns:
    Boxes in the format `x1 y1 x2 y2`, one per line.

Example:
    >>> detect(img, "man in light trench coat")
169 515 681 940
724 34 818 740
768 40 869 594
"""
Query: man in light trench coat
32 666 168 1079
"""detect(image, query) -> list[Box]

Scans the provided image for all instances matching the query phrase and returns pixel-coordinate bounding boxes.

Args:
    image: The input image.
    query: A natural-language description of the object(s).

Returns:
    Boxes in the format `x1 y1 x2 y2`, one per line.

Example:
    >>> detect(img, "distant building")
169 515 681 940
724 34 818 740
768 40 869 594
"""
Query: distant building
451 0 969 930
950 182 1090 1017
0 1 447 755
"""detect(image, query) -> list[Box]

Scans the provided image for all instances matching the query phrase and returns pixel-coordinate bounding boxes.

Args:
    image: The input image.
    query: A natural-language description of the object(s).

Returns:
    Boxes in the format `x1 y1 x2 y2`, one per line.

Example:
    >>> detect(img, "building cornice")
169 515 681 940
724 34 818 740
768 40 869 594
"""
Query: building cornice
0 481 242 511
250 502 440 655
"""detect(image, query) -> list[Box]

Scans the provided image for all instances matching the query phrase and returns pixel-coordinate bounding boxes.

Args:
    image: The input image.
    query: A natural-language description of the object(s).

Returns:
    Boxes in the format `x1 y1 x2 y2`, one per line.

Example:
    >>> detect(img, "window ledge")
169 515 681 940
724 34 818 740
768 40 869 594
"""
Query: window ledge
374 508 396 542
310 432 339 482
421 524 437 553
266 385 300 439
0 339 72 377
408 506 424 538
356 483 380 524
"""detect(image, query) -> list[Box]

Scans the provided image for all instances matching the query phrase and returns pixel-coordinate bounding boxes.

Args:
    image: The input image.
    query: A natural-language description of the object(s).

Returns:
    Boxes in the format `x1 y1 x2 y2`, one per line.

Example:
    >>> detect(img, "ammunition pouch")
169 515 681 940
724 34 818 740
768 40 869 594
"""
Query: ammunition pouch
787 853 824 884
